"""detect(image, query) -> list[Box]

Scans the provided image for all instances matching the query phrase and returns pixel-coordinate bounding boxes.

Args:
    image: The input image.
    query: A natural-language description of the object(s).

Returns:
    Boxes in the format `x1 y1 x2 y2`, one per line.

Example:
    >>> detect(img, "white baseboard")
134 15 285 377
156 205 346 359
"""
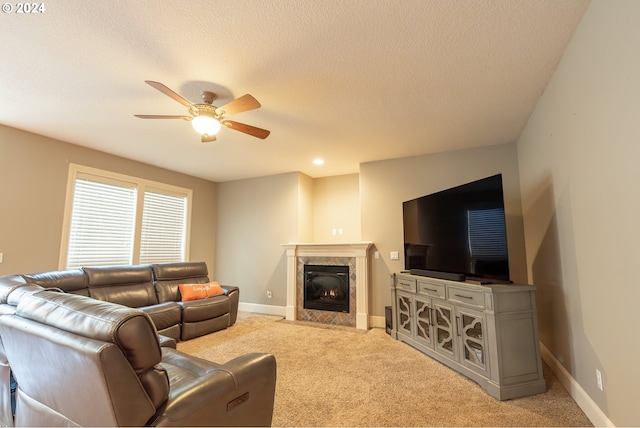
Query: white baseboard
238 302 286 317
369 315 386 329
237 303 387 330
539 343 614 427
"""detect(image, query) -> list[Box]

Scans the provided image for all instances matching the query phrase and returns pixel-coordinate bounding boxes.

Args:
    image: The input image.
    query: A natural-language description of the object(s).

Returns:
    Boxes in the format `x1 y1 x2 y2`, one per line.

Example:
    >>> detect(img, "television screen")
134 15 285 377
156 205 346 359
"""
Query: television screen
402 174 510 281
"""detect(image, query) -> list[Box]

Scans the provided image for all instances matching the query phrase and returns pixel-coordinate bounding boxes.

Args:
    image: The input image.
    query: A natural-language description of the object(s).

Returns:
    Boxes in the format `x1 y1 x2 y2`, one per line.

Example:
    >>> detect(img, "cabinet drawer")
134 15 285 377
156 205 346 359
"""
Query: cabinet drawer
448 287 485 309
396 277 416 292
417 280 445 299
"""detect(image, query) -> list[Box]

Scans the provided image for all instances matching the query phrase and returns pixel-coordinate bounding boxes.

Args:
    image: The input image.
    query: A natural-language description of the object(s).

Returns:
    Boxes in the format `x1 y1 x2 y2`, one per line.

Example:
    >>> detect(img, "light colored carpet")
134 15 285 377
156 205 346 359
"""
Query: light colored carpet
177 312 592 427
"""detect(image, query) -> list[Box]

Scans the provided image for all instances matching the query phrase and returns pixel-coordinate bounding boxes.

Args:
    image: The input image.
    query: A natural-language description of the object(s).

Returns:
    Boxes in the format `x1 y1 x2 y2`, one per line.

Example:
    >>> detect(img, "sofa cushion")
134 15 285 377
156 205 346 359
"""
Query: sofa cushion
6 284 45 307
84 265 159 308
152 261 209 281
0 275 28 304
22 269 88 296
181 314 230 340
179 295 230 323
152 262 209 303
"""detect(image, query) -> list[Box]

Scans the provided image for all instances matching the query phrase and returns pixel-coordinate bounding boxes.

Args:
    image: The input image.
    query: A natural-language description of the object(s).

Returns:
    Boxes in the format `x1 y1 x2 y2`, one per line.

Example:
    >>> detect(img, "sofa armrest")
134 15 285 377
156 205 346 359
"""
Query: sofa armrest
158 335 177 349
0 333 14 427
140 301 182 331
154 350 276 427
221 286 239 325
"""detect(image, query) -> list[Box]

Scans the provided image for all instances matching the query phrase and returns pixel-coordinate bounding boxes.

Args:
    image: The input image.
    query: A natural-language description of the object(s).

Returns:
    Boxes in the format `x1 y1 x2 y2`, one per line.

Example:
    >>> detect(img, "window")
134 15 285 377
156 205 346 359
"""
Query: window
139 189 188 264
60 164 192 269
66 177 137 267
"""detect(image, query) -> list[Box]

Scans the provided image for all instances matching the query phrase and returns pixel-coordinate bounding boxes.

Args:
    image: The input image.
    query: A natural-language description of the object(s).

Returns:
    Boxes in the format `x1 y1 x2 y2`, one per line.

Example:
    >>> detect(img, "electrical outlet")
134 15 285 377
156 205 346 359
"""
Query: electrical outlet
596 369 604 391
267 290 273 299
390 251 399 260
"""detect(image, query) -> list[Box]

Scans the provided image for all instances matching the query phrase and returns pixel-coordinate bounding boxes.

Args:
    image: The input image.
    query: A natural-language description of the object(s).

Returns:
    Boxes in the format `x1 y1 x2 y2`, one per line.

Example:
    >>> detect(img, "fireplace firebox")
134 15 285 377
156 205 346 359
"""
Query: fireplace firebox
303 265 350 313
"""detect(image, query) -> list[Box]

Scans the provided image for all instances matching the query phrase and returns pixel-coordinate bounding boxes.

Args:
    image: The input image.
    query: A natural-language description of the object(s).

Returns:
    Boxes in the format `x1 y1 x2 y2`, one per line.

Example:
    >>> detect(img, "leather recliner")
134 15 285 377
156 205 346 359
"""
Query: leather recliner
82 265 184 340
0 276 51 428
0 275 29 428
0 290 276 426
151 262 240 340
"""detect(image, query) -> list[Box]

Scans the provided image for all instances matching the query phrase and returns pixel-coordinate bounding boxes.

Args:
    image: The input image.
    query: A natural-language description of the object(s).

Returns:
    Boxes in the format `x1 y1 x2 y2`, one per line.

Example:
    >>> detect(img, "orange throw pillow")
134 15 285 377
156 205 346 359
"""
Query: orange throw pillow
205 281 225 297
179 282 225 301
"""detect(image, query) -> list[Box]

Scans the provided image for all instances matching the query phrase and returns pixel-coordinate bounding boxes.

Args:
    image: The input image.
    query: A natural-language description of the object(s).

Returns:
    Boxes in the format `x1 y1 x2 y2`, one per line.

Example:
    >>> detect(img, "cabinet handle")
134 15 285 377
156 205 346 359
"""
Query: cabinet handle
456 316 461 336
424 287 438 293
455 294 473 300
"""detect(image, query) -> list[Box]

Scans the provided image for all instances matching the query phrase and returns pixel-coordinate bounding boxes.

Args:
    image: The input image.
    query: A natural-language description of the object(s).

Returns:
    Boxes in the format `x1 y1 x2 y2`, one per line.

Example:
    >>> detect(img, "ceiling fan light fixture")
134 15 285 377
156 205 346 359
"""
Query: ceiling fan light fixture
137 81 269 140
191 114 221 136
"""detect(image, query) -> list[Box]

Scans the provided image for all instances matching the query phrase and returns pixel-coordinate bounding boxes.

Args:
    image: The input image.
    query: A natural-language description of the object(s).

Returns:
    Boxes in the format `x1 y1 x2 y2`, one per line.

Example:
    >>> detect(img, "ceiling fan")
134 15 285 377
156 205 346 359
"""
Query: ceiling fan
135 80 270 142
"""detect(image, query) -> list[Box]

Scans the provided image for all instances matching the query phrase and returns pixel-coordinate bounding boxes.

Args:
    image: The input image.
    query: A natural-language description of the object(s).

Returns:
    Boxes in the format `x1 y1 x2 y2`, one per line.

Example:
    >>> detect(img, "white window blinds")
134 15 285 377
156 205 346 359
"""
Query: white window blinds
67 177 137 268
61 165 192 269
140 190 188 264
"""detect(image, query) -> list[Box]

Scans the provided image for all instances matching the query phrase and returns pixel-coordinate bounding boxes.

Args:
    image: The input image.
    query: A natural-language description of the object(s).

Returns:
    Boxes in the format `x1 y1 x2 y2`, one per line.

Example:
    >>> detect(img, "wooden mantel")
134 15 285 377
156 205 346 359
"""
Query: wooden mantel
282 242 373 330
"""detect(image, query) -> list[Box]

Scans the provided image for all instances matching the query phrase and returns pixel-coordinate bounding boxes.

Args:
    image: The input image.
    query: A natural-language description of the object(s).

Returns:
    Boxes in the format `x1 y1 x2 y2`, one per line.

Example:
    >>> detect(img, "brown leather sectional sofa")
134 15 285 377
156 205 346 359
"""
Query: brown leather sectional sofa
22 261 239 341
0 262 277 426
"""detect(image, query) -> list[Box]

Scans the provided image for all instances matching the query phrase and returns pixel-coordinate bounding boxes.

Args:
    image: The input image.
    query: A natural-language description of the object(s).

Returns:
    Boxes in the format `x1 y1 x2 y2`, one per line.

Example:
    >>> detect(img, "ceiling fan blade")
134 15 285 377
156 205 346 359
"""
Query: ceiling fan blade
222 120 270 139
144 80 198 112
201 134 217 143
216 94 261 116
134 114 191 120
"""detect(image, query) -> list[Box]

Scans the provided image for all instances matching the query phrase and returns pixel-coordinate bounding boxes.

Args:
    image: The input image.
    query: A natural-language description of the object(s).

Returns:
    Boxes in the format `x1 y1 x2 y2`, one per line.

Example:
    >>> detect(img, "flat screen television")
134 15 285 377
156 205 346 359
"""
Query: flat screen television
402 174 510 282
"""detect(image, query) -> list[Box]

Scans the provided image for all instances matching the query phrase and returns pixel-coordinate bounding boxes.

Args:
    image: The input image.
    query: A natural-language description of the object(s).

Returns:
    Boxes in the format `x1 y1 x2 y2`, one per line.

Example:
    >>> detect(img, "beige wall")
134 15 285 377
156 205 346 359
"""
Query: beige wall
214 172 362 308
214 172 309 307
297 173 314 243
0 125 217 275
360 143 527 318
517 1 639 425
312 173 360 242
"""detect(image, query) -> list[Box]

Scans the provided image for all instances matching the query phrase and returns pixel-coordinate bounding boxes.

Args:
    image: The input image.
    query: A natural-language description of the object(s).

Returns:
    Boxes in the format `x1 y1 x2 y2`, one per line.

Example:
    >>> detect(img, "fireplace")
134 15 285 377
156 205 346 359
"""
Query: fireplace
304 265 350 313
283 242 372 329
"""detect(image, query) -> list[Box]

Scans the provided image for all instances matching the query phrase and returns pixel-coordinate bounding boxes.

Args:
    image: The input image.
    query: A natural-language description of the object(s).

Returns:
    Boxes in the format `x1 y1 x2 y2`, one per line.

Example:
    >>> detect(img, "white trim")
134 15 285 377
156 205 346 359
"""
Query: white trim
539 343 614 427
59 164 80 269
282 242 373 330
368 315 386 329
238 302 287 317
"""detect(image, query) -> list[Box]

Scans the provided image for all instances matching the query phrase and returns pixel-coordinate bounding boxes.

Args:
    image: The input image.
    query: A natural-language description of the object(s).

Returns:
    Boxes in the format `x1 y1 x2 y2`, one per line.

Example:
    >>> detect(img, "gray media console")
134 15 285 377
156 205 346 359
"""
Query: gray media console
390 272 546 400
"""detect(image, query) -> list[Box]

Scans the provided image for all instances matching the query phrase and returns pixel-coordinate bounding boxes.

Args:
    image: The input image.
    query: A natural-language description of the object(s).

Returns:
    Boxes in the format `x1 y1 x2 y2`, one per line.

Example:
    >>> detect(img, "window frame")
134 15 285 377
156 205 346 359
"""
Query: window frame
59 163 192 269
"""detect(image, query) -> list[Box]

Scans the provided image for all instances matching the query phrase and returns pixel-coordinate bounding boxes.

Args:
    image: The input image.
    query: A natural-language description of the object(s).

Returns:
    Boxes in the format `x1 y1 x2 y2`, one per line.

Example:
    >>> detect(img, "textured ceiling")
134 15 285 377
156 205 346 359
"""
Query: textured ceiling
0 0 590 182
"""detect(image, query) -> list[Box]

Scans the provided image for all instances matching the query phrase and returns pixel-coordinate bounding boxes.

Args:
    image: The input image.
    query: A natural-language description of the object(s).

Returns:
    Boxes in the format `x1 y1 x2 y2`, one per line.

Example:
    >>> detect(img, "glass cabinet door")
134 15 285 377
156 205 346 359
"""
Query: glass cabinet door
433 301 456 360
396 292 412 337
457 307 488 376
414 297 432 347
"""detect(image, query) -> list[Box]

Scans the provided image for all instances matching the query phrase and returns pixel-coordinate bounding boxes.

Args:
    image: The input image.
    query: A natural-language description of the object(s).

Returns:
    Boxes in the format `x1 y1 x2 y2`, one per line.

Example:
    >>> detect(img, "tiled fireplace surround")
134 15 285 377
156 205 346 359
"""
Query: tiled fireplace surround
282 242 372 330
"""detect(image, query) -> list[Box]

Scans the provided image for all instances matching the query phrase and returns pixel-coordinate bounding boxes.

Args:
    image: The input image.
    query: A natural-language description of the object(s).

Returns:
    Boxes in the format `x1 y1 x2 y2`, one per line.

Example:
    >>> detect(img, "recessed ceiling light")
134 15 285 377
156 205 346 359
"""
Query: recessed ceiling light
313 158 325 166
